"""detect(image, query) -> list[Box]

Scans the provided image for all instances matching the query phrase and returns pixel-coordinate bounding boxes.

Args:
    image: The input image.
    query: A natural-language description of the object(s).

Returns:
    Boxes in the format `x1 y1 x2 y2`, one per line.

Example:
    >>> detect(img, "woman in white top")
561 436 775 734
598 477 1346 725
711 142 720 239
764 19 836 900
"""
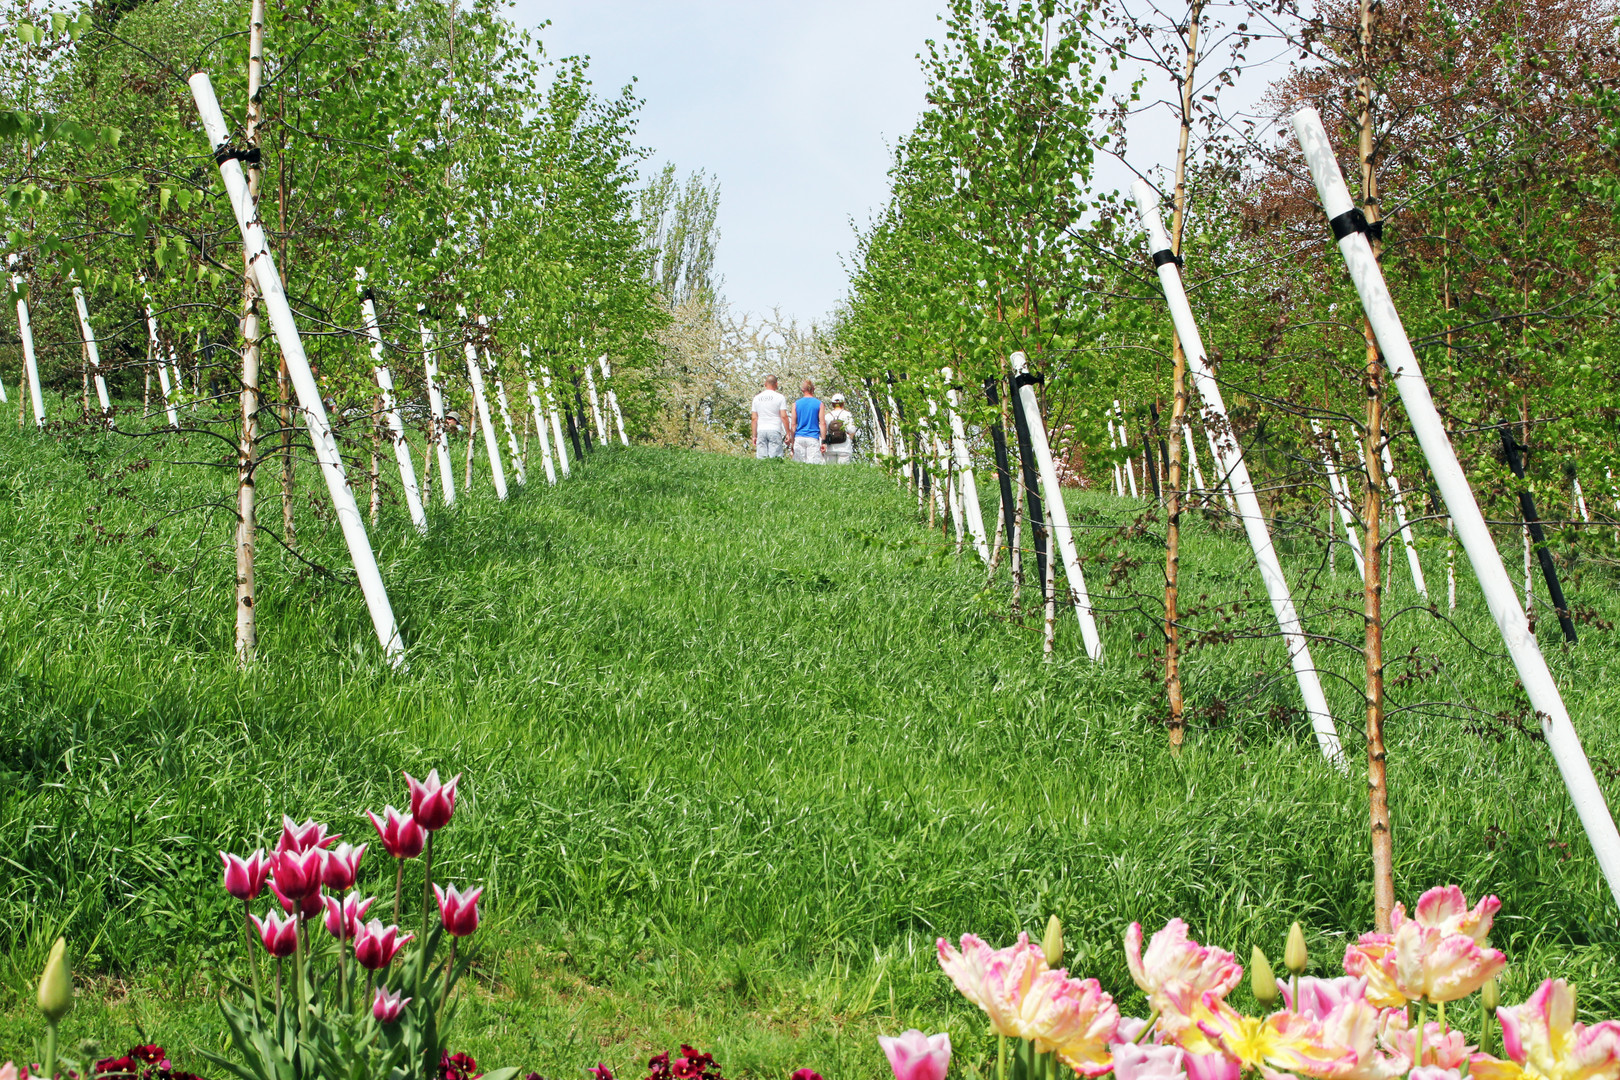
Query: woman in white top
824 393 858 465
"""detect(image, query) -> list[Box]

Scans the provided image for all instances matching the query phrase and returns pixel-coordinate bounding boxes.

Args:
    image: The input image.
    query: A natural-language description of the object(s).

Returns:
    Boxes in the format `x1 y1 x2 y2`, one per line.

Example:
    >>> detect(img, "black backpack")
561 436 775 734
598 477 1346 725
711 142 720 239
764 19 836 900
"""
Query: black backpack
827 418 848 445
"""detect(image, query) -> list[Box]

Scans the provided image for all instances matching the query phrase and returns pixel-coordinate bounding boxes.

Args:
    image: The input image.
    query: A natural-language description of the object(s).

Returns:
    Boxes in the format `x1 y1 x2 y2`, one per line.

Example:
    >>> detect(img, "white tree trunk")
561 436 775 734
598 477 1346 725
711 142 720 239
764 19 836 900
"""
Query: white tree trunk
417 309 456 507
72 287 111 421
942 370 990 562
1115 401 1139 499
540 366 571 478
1313 420 1367 578
478 318 525 486
10 259 45 427
600 356 628 446
1379 441 1428 598
522 346 557 484
584 359 607 443
356 269 427 532
143 301 181 429
455 306 508 500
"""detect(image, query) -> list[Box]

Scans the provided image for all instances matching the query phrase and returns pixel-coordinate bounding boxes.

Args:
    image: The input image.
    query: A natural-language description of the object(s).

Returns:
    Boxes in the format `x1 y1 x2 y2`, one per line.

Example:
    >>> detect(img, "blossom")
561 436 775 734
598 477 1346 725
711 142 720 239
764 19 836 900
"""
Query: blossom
250 911 297 957
1284 977 1370 1022
791 1071 823 1080
1343 935 1405 1009
1317 992 1410 1080
434 883 484 937
1409 1069 1465 1080
270 877 325 918
1379 1012 1474 1070
367 806 425 859
1470 980 1620 1080
1183 1052 1242 1080
271 846 324 901
588 1066 614 1080
323 891 376 940
440 1051 479 1080
1126 920 1243 1037
220 849 271 901
354 919 413 970
372 986 409 1022
878 1030 951 1080
1114 1044 1188 1080
405 770 461 831
321 843 367 891
1197 994 1355 1078
276 816 339 855
1390 887 1507 1003
0 1063 23 1080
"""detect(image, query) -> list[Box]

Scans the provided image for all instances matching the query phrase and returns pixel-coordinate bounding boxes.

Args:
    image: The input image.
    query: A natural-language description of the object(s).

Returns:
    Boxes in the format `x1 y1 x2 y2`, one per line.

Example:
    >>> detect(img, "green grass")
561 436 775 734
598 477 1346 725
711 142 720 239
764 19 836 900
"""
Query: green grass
2 409 1620 1078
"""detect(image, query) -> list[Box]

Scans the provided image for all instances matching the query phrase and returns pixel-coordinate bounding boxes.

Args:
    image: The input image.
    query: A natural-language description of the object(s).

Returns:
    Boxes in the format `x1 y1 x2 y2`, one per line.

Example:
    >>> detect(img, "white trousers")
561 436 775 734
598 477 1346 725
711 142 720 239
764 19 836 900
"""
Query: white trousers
793 436 824 464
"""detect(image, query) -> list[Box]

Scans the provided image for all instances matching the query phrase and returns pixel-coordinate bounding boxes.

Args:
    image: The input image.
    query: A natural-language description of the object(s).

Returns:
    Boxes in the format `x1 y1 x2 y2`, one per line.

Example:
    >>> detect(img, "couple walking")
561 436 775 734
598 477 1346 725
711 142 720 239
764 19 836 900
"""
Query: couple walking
750 376 858 464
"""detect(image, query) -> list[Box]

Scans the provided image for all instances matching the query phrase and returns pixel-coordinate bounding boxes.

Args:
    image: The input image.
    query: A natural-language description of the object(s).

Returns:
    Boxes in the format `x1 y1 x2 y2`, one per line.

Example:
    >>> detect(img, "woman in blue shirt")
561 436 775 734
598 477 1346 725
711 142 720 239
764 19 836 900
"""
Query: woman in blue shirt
792 379 826 463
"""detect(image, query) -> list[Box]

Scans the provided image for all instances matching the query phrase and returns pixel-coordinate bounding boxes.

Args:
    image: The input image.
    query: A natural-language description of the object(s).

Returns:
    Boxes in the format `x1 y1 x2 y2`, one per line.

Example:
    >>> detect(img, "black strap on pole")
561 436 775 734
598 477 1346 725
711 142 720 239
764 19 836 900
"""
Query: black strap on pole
1008 372 1048 588
1500 424 1577 644
1142 406 1162 501
985 377 1019 556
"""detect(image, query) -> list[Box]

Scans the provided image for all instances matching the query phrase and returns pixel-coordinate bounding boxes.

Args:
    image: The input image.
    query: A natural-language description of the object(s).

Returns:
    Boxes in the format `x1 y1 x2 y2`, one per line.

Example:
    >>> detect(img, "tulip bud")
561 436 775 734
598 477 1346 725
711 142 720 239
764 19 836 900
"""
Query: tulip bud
1284 922 1308 975
1043 915 1064 969
37 937 73 1023
1250 945 1279 1009
1482 978 1500 1012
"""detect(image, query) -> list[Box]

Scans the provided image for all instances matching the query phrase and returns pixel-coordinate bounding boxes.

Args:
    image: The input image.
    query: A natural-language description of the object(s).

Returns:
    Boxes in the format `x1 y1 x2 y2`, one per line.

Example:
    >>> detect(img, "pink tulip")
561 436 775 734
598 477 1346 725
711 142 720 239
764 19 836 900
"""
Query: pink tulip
791 1071 823 1080
321 843 367 890
1113 1043 1187 1080
250 911 298 957
276 816 340 855
1317 992 1411 1080
1343 934 1405 1008
1114 1017 1153 1046
1282 976 1370 1021
1379 1012 1473 1070
434 883 484 937
878 1030 951 1080
271 846 324 900
367 806 425 859
1408 1069 1464 1080
1183 1052 1241 1080
323 890 376 940
1389 887 1506 1003
1126 920 1243 1038
270 877 325 918
1197 994 1355 1078
405 770 461 831
588 1066 614 1080
936 932 1118 1074
220 849 271 901
1470 979 1620 1080
354 918 414 970
372 986 410 1022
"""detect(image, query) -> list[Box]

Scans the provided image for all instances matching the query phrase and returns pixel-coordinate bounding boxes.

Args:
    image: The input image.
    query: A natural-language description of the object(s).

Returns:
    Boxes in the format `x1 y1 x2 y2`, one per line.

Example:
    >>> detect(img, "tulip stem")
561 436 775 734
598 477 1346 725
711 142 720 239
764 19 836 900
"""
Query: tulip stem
1416 1001 1427 1069
1439 1000 1447 1036
1133 1011 1159 1044
364 970 374 1020
275 957 283 1018
242 898 263 1013
999 1034 1007 1080
418 832 434 999
43 1019 57 1080
295 915 310 1064
437 939 457 1020
393 857 404 927
1291 974 1299 1012
1480 993 1492 1056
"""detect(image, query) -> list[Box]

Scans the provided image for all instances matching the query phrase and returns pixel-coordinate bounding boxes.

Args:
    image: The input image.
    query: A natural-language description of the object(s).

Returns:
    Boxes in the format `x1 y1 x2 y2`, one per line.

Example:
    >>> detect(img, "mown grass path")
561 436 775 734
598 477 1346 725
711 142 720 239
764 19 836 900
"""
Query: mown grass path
1 430 1618 1076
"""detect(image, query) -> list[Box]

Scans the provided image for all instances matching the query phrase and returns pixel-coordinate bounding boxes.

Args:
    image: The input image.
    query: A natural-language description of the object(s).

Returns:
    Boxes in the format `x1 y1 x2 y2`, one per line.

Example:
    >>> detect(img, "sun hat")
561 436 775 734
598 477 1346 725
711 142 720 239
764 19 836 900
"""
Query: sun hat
831 392 846 403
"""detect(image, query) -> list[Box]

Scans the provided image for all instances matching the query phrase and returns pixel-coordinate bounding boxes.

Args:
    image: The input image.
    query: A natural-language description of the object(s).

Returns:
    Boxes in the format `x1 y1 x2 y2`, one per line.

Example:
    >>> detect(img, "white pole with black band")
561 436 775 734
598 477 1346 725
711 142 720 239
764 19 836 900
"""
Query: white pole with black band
189 70 404 665
1132 180 1345 768
1010 352 1104 661
356 268 427 533
1292 103 1620 904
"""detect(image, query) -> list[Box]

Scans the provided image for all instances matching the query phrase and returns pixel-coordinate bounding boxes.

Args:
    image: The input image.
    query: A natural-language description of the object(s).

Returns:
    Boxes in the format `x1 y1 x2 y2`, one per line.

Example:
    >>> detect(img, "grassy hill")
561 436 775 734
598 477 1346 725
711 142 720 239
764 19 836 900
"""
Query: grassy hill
1 422 1618 1077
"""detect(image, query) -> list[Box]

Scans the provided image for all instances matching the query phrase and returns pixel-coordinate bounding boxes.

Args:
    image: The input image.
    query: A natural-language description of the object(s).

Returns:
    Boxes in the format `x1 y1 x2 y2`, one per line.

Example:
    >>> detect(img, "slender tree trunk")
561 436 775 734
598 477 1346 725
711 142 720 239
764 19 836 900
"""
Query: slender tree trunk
370 394 382 527
277 90 296 550
235 0 266 664
1359 0 1394 934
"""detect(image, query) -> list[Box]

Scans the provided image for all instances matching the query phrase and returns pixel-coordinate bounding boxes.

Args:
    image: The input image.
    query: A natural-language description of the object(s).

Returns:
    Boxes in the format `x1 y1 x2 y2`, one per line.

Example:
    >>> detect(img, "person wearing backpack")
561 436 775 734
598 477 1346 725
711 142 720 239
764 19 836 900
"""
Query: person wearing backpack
824 392 859 465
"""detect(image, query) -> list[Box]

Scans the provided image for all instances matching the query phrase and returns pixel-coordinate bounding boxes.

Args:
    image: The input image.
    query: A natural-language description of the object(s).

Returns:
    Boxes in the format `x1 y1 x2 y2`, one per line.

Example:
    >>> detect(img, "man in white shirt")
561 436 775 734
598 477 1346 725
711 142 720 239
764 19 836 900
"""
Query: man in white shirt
750 375 791 459
825 392 858 465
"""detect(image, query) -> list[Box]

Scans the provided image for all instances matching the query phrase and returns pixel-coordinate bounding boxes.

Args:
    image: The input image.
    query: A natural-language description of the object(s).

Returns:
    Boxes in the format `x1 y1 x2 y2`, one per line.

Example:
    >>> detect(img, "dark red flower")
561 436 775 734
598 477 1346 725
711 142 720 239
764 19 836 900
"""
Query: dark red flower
645 1052 672 1080
791 1071 823 1080
94 1057 136 1076
439 1051 479 1080
129 1047 166 1066
588 1066 614 1080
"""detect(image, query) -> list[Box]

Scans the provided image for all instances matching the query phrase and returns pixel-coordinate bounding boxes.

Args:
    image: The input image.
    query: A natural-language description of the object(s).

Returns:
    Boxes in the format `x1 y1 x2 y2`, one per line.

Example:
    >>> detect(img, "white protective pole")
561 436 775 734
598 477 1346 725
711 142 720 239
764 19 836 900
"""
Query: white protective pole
864 387 891 458
355 269 427 533
1132 181 1346 767
455 305 508 500
1116 401 1140 499
1293 104 1620 905
10 258 45 427
1574 475 1590 522
540 365 571 478
584 358 607 443
1011 352 1105 661
1182 418 1207 493
1106 413 1125 496
942 368 991 563
521 347 558 485
600 356 628 446
1313 420 1367 578
417 307 456 507
0 371 7 403
922 405 949 518
143 301 181 429
1380 441 1429 599
479 316 525 486
190 71 404 664
887 393 912 481
72 287 112 421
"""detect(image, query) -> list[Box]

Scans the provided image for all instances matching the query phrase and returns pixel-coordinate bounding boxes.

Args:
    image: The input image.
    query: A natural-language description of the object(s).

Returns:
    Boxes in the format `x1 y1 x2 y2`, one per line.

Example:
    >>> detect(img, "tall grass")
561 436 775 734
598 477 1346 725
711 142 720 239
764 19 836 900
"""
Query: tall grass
0 420 1617 1076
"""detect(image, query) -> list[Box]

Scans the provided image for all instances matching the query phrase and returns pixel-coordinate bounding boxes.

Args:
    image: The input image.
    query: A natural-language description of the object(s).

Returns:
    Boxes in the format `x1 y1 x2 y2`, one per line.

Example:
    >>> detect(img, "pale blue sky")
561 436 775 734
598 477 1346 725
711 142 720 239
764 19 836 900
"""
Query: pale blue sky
518 1 948 325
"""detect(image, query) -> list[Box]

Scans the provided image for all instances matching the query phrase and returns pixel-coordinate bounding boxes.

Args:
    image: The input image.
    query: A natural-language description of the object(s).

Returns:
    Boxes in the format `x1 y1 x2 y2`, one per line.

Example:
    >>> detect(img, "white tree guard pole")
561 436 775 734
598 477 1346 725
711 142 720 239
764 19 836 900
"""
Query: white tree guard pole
355 269 426 534
454 305 507 500
1106 413 1125 496
1312 420 1367 578
521 347 558 485
540 366 571 478
864 388 891 458
417 307 456 507
600 356 628 446
478 317 525 486
1293 104 1620 906
1574 475 1590 522
143 302 181 429
887 393 912 481
942 369 991 563
1182 418 1207 493
72 287 112 420
1011 352 1105 661
1116 401 1140 499
0 371 8 403
9 259 45 427
1380 441 1429 599
584 359 607 443
190 71 404 664
1132 181 1346 767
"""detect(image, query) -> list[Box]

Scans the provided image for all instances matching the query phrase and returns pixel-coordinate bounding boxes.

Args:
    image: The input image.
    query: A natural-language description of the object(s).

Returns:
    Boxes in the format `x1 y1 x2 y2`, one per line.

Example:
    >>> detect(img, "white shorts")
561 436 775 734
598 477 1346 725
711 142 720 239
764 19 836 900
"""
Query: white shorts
756 430 785 459
793 436 825 464
826 445 853 465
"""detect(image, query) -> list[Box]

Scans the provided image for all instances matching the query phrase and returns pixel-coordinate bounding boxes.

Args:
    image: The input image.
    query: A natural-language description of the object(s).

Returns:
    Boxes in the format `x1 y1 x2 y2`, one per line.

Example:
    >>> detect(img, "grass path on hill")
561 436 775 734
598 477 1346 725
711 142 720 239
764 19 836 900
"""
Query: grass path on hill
1 428 1619 1076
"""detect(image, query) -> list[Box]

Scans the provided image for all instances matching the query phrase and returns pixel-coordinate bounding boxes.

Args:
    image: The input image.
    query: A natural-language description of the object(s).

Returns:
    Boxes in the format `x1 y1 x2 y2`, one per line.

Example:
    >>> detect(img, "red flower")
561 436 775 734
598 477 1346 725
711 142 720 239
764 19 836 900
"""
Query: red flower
406 771 461 832
366 806 425 859
589 1067 614 1080
270 847 323 901
220 850 270 901
276 816 339 854
439 1051 479 1080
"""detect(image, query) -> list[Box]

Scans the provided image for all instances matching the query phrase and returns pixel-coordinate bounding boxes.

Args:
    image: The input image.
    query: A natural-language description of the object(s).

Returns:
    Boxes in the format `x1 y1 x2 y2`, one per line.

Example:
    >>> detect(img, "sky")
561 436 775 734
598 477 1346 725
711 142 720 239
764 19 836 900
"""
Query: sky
515 1 948 326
